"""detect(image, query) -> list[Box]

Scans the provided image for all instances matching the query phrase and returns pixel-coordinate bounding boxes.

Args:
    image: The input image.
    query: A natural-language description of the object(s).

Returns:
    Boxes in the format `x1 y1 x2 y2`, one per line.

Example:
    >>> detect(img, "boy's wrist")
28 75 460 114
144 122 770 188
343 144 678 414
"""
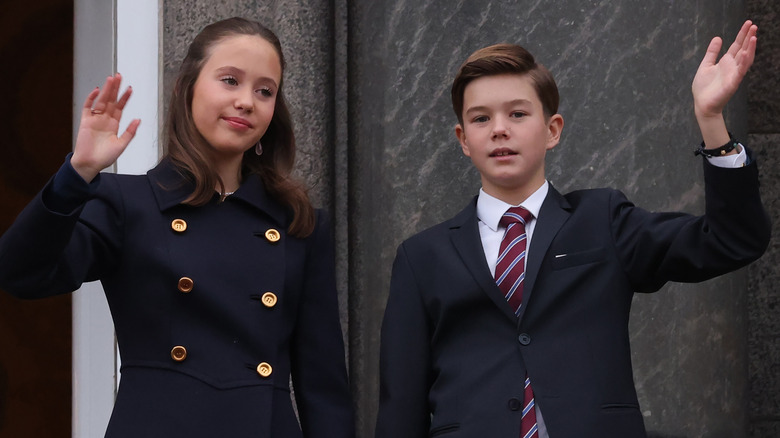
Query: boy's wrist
695 112 730 150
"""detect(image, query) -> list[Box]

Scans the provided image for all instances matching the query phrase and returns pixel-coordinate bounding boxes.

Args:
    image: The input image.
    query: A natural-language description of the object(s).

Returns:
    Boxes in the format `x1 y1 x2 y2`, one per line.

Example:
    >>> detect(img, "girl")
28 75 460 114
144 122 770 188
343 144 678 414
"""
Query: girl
0 17 354 437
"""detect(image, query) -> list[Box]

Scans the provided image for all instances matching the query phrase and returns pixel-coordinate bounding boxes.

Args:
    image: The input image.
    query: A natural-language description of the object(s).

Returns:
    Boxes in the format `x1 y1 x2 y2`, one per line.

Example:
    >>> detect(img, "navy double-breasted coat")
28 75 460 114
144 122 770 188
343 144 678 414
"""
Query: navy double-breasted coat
0 157 354 437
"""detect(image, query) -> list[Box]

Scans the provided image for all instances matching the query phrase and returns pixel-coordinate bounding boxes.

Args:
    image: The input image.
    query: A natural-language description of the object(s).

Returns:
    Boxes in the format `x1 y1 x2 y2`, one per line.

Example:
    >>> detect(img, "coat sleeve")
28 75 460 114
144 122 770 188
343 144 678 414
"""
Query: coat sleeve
290 210 355 438
0 156 123 298
612 151 771 292
375 242 432 438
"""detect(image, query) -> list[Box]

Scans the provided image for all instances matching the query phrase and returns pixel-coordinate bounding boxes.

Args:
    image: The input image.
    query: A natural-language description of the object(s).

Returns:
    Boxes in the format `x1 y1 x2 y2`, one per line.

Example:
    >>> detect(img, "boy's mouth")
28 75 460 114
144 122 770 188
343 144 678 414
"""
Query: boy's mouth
490 148 517 157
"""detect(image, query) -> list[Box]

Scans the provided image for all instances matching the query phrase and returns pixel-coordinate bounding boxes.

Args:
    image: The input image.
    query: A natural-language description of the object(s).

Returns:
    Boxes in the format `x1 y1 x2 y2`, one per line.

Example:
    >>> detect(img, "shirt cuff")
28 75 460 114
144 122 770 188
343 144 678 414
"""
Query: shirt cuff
706 144 748 168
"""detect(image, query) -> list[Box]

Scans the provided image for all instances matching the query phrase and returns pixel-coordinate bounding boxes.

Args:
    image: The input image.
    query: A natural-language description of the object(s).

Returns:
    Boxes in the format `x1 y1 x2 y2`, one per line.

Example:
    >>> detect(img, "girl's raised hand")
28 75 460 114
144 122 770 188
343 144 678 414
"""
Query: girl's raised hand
71 73 141 183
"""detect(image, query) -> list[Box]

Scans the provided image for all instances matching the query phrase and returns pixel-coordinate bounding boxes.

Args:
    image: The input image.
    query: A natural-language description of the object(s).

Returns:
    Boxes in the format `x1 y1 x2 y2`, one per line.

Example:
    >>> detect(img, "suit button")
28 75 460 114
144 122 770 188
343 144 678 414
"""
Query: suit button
178 277 194 293
518 333 531 345
256 362 273 377
508 397 522 411
171 346 187 362
171 219 187 233
261 292 277 308
264 229 281 243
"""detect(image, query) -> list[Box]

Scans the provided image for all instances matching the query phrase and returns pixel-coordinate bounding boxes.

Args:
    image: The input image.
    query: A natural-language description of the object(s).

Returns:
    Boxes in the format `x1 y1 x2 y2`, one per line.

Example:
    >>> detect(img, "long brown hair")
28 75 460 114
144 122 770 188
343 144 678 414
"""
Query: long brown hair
164 17 315 237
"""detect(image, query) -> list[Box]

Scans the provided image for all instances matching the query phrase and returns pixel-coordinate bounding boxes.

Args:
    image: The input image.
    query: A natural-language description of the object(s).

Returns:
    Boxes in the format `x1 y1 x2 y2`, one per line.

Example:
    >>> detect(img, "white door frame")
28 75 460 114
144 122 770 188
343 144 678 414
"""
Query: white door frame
72 1 160 436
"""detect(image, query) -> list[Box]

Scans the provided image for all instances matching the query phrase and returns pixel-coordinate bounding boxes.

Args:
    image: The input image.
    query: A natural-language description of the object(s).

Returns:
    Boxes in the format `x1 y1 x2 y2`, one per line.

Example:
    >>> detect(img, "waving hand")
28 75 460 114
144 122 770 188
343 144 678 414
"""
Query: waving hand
691 20 757 150
692 20 758 118
71 73 141 183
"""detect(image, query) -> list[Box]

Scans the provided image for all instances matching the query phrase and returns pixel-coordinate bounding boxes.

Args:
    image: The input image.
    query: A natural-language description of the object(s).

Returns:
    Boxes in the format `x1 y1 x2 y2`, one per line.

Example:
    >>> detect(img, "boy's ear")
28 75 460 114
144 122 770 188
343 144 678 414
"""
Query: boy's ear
546 114 564 150
455 124 471 157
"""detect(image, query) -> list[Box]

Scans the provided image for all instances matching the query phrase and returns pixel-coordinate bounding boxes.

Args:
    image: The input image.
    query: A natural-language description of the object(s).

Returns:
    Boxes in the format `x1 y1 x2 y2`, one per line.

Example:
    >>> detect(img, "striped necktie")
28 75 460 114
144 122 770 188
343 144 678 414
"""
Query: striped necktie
496 206 533 315
495 206 538 438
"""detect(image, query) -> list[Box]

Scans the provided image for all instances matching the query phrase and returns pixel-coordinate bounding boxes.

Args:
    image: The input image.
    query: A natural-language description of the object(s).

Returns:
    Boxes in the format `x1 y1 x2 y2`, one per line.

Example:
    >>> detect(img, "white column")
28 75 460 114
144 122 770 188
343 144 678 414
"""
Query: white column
72 1 160 437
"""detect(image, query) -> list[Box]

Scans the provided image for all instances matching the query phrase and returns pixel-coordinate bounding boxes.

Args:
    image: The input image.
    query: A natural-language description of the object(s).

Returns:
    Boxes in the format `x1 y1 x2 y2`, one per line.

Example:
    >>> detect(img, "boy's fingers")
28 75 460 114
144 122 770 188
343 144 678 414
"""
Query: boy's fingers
699 37 722 68
728 20 753 57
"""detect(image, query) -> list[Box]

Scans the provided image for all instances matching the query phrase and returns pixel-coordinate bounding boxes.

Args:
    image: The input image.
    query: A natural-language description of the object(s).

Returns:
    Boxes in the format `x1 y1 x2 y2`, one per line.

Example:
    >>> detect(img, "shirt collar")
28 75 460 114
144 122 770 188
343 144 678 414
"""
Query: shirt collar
477 181 549 232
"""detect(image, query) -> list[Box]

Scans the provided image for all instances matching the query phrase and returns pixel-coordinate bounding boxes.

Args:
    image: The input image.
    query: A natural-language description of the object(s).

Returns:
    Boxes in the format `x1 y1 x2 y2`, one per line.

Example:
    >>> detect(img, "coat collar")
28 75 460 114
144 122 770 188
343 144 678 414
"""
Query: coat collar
146 158 289 226
449 186 572 324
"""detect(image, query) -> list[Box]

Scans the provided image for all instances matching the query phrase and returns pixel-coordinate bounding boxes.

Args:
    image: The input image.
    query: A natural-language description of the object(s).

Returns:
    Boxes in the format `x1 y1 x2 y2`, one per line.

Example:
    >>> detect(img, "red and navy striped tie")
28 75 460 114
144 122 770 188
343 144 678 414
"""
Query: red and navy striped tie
496 206 538 438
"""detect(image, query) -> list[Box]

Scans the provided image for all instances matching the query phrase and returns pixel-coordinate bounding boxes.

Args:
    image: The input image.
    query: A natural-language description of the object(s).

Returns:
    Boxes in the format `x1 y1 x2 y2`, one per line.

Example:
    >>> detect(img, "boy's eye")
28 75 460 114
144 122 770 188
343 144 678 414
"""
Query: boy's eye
510 111 526 118
473 115 489 123
221 76 238 86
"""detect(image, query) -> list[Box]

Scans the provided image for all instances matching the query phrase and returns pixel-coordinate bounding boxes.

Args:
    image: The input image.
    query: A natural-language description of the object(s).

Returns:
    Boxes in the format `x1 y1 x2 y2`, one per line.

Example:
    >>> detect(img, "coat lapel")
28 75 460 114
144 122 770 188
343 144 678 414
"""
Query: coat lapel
449 197 518 323
517 185 571 322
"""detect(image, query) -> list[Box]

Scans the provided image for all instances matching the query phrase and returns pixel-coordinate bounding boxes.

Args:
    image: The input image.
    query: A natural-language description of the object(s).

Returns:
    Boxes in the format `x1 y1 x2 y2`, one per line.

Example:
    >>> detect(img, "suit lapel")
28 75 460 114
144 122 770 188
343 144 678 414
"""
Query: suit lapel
449 198 519 323
518 185 571 322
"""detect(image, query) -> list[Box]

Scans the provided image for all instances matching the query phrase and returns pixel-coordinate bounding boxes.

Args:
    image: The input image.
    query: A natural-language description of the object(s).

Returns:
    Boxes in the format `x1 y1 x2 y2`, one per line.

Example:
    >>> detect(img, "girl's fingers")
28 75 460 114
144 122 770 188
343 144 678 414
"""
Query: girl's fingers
119 119 141 146
82 87 101 115
116 86 133 111
91 76 113 113
108 73 122 103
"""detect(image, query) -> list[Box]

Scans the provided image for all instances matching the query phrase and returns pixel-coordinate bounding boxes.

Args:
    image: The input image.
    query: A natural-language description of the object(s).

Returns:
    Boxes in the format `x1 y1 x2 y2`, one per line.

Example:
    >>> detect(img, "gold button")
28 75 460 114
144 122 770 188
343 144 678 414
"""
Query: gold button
171 346 187 362
261 292 277 308
171 219 187 233
178 277 194 293
264 229 281 243
256 362 273 377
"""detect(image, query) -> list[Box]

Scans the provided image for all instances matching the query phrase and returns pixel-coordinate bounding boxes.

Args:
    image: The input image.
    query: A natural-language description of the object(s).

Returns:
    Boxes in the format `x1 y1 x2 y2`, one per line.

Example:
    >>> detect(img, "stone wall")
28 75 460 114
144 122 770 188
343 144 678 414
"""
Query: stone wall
161 1 778 436
747 0 780 436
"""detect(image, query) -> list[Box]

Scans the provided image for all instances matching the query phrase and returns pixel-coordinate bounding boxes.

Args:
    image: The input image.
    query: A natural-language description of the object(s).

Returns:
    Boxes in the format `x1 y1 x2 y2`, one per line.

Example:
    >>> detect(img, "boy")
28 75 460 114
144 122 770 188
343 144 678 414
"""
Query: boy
376 21 769 438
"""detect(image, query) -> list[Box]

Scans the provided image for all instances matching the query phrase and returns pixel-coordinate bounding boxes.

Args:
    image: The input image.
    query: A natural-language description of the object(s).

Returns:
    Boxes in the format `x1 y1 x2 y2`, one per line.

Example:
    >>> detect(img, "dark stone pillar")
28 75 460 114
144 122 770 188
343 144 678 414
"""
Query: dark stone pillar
347 1 750 437
747 1 780 436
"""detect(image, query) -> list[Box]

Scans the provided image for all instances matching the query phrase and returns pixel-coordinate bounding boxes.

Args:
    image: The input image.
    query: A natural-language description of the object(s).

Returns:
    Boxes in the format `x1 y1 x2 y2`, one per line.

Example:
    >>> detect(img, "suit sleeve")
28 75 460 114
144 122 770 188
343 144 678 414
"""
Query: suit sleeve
613 151 771 291
290 210 355 438
0 156 123 298
375 242 432 438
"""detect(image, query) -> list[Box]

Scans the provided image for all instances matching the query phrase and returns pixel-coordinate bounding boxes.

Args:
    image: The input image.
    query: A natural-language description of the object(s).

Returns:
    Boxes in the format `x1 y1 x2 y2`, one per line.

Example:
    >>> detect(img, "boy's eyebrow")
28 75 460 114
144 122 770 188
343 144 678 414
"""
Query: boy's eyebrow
464 99 533 114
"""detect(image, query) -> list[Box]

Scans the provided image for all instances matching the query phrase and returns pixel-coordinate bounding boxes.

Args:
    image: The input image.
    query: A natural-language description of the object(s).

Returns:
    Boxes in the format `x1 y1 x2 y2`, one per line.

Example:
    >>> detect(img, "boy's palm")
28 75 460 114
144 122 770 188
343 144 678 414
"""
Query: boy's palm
692 20 757 118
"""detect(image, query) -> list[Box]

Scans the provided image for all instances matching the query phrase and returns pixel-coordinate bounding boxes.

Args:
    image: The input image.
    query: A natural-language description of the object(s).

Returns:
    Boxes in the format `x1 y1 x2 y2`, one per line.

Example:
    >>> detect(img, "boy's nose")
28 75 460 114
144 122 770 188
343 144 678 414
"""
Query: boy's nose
491 120 509 138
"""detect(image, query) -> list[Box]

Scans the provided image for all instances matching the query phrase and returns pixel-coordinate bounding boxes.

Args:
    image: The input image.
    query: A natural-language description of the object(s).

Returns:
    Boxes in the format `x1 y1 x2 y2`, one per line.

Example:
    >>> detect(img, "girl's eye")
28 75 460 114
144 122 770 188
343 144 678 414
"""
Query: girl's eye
257 87 273 97
221 76 238 86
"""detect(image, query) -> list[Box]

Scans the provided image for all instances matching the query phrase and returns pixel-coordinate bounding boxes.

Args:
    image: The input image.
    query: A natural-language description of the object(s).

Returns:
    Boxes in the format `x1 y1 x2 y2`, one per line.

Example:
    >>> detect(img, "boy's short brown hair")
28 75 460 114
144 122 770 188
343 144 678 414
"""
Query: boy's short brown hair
451 44 559 125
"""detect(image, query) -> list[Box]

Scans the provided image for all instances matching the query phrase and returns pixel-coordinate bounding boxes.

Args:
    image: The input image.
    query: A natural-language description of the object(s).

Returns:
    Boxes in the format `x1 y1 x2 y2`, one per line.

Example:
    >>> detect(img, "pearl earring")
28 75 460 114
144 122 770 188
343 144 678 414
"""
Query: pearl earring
255 141 263 156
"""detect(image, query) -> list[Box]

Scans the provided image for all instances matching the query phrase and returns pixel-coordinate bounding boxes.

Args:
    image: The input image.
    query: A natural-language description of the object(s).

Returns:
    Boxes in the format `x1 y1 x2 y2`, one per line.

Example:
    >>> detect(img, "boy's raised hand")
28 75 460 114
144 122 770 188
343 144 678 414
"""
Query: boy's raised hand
71 73 141 183
692 20 757 119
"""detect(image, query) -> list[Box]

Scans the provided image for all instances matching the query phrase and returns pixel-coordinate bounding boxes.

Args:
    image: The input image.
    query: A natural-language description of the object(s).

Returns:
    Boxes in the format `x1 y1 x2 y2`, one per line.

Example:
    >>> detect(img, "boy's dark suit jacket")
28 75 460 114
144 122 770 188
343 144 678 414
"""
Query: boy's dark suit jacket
0 158 354 438
376 156 770 438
